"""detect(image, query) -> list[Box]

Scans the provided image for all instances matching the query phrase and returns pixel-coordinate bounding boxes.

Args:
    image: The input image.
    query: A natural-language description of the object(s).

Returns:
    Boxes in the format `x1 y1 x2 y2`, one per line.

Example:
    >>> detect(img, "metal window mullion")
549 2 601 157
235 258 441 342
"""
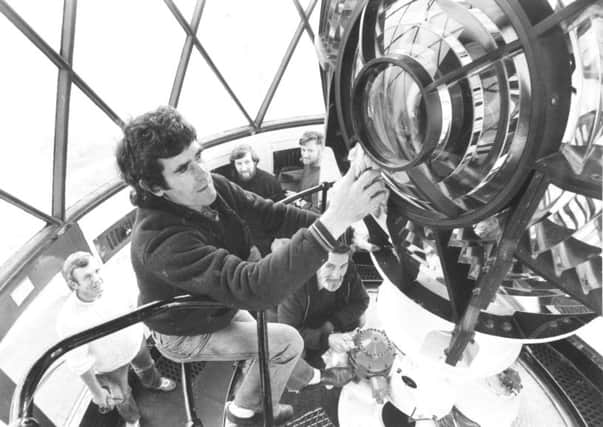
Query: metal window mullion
168 0 206 107
0 189 62 226
52 0 77 220
0 1 124 128
292 0 315 42
164 0 256 128
254 0 319 128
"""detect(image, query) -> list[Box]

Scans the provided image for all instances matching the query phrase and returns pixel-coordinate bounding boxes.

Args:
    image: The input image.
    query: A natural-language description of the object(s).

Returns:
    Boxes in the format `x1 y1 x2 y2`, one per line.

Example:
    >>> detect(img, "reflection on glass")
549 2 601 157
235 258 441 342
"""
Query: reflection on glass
365 64 427 166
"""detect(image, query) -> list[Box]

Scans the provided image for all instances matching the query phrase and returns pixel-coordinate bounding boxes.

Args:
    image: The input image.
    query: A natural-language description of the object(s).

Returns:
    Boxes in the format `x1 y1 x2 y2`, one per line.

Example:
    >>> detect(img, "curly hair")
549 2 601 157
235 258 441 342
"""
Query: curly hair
115 106 197 206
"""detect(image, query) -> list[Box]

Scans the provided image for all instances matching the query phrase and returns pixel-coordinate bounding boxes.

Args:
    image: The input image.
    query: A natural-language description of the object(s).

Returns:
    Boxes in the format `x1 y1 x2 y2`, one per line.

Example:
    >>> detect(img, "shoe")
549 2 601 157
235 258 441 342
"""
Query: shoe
225 402 294 426
155 377 177 392
320 367 355 387
124 420 140 427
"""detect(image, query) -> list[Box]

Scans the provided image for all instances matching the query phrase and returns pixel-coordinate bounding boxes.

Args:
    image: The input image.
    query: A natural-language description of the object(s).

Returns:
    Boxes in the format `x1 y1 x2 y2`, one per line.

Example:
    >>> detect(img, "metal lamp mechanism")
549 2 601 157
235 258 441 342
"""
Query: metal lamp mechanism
320 0 602 364
349 328 396 403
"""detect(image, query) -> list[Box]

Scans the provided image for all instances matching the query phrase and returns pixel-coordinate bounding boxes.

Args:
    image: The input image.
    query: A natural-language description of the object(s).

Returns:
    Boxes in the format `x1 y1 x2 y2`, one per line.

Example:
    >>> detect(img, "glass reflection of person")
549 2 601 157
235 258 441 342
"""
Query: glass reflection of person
115 106 388 425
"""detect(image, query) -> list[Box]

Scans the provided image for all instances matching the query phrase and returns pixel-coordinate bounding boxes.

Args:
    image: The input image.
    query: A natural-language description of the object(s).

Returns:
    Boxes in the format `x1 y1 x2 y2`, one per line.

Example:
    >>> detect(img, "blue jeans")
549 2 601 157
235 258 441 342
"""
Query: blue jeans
96 338 162 423
152 310 314 413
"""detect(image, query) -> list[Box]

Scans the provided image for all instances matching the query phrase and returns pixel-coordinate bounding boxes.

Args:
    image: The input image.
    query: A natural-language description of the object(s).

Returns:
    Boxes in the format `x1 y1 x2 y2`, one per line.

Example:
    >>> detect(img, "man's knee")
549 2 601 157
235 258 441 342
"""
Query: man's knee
269 324 304 361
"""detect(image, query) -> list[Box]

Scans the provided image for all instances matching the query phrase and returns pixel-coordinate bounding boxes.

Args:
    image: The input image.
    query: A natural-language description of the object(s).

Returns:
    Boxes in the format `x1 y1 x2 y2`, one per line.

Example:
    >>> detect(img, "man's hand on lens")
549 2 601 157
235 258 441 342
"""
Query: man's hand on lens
320 167 388 238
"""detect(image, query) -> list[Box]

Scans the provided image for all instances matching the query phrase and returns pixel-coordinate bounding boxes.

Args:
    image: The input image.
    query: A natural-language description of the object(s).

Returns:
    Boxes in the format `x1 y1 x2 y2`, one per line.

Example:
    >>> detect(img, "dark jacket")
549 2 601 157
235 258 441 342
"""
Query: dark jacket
130 174 327 336
227 168 286 202
222 168 287 255
277 262 369 353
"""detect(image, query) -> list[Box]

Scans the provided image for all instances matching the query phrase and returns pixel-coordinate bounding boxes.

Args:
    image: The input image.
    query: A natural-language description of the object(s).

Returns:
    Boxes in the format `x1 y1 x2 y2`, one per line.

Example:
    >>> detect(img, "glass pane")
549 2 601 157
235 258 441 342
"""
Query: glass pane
0 199 45 267
66 86 122 208
0 14 55 213
264 32 326 121
72 0 187 118
199 0 301 118
177 49 251 138
5 0 62 50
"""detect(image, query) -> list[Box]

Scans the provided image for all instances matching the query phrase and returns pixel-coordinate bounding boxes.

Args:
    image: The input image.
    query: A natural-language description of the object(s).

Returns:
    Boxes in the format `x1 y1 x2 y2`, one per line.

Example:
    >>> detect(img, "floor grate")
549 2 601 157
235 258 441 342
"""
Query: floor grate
529 344 603 426
286 407 335 427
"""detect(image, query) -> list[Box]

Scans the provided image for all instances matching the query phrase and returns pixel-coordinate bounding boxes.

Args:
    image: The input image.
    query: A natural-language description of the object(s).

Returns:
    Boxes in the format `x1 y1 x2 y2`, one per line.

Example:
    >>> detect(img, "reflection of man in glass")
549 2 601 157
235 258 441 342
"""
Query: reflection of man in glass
56 252 175 427
278 228 369 369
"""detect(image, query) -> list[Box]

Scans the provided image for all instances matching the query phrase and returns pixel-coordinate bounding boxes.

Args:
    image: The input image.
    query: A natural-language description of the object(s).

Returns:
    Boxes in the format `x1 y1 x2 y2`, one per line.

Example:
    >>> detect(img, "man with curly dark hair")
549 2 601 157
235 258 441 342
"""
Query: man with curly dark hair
115 106 387 425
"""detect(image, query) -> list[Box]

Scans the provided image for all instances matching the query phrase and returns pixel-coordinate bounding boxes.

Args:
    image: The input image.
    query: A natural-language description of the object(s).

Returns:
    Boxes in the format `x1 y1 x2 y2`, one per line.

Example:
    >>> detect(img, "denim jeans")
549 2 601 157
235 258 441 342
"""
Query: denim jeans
152 310 315 413
96 338 162 423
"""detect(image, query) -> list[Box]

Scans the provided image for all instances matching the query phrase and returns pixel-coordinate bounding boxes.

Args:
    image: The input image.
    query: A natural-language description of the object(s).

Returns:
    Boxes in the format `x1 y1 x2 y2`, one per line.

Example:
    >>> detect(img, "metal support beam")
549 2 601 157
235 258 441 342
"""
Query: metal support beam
0 1 123 128
292 0 315 42
0 189 62 227
255 0 319 128
52 0 77 220
168 0 205 107
164 0 256 128
445 172 550 365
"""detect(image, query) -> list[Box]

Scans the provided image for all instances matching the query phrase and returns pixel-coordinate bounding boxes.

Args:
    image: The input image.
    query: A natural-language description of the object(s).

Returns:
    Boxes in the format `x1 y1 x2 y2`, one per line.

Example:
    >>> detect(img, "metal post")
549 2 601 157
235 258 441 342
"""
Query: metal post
182 363 204 426
256 311 273 426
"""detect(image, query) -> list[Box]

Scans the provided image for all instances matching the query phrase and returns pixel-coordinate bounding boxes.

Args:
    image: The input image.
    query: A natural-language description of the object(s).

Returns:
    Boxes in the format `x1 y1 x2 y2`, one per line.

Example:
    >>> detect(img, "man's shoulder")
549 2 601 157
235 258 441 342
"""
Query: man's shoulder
214 172 246 196
255 168 278 180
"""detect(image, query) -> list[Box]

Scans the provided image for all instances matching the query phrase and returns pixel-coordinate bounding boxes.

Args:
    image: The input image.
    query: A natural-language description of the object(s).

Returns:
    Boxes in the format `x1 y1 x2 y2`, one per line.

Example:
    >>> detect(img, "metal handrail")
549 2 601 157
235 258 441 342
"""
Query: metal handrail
277 181 335 212
11 183 335 427
8 295 254 426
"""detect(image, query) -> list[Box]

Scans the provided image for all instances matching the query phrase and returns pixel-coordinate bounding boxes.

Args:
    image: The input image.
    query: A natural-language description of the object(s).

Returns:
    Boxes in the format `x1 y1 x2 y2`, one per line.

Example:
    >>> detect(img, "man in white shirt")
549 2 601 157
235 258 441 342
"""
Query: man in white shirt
296 131 342 212
56 251 176 427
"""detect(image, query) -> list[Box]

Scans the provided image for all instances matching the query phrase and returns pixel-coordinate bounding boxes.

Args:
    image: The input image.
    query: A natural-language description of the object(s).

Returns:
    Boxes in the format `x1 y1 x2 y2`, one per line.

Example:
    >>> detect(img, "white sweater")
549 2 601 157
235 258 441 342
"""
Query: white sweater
56 290 144 375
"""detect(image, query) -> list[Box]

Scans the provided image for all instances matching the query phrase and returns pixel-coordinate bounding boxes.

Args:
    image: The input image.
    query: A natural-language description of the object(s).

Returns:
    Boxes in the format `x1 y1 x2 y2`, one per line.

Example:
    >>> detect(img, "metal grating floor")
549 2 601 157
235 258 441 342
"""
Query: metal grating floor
154 355 207 383
528 344 603 426
286 407 335 427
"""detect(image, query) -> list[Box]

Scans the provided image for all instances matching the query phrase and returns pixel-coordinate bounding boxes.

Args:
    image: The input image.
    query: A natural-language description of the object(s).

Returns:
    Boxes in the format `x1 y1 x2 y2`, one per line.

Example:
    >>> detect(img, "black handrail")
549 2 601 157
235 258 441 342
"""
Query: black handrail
9 295 249 426
277 181 334 210
11 183 335 427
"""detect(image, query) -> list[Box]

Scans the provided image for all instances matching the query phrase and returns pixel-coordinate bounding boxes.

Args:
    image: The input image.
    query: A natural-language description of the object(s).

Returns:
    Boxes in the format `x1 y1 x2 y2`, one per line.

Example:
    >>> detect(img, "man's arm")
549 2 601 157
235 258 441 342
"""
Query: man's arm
143 169 387 310
329 264 370 331
80 370 111 408
145 225 328 310
225 177 318 237
278 291 330 352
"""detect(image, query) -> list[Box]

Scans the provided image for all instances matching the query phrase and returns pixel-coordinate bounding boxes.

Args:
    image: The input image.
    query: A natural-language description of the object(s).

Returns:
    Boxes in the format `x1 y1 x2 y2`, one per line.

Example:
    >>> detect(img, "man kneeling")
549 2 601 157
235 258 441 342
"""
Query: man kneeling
277 228 369 369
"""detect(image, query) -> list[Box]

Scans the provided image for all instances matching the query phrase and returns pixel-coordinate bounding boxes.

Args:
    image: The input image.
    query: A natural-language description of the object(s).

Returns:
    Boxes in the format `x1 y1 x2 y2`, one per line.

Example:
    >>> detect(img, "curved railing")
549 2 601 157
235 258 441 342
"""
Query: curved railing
10 182 335 427
10 295 233 426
